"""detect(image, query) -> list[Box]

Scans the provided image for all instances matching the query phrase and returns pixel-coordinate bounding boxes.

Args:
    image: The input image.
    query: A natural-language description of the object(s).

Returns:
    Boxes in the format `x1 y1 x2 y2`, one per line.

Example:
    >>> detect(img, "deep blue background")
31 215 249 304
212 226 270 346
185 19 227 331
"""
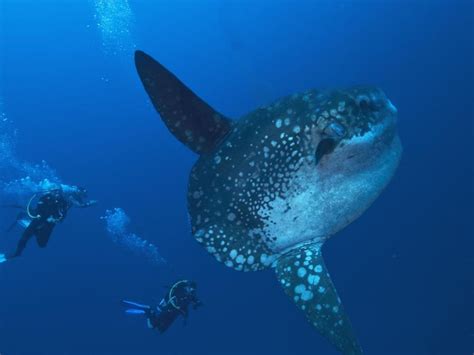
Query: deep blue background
0 1 473 354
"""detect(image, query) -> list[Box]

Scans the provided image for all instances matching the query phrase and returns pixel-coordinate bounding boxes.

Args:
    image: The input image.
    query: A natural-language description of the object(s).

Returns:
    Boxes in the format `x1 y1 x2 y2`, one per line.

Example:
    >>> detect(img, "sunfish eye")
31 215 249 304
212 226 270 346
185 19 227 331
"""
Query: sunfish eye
325 121 346 138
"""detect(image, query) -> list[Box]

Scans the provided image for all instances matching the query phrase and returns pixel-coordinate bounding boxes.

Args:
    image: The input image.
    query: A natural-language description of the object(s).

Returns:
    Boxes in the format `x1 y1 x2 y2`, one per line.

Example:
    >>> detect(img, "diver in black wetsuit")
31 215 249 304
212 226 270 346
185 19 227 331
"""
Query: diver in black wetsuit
122 280 202 333
0 186 96 263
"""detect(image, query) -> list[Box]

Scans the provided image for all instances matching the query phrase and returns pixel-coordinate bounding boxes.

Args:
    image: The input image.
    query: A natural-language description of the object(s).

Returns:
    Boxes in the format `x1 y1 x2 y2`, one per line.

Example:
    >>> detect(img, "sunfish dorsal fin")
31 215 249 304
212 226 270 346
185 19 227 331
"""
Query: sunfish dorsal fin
275 243 362 354
135 50 232 154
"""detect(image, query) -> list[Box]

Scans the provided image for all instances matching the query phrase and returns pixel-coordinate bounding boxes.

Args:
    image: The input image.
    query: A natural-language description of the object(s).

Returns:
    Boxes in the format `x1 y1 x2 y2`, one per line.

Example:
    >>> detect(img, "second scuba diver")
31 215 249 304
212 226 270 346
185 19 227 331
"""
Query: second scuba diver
0 185 97 263
122 280 202 333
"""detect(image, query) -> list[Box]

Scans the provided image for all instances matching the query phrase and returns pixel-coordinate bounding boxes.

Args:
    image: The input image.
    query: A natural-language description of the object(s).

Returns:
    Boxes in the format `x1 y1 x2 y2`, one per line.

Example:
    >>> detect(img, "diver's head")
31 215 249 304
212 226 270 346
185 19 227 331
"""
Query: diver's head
184 280 197 294
64 185 88 204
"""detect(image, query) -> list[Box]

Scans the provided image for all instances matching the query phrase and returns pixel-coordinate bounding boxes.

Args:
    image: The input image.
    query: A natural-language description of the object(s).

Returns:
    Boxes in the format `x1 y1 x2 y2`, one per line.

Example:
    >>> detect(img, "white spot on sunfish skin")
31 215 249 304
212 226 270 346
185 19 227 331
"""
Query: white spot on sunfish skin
236 255 245 264
214 155 222 164
247 255 255 264
229 249 237 259
293 125 301 134
318 286 326 293
284 118 290 126
301 290 314 301
227 212 236 221
195 229 205 237
308 274 320 285
294 284 306 294
315 265 323 273
275 119 282 128
297 267 307 277
316 304 322 311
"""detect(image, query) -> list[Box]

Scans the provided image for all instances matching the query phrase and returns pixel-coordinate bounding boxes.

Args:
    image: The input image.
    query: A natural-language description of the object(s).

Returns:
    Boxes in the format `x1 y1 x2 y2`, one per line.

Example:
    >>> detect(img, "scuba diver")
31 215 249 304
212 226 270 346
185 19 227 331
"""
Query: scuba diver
122 280 202 333
0 185 97 263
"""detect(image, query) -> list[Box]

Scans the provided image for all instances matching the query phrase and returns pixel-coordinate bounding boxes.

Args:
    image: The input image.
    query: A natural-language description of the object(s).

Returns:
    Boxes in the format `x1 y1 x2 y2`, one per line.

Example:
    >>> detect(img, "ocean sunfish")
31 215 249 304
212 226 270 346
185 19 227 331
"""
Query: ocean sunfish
134 50 402 354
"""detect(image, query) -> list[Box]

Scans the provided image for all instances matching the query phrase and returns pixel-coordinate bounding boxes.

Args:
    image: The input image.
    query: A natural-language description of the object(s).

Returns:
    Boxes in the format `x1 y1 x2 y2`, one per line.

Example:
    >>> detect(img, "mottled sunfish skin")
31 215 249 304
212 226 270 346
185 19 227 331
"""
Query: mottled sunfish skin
135 50 402 354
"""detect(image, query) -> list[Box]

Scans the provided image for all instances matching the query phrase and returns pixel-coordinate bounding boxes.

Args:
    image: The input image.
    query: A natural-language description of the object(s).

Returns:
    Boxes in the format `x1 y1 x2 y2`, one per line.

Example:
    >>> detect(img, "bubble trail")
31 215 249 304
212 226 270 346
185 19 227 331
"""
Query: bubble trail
0 103 60 204
93 0 136 56
101 208 166 266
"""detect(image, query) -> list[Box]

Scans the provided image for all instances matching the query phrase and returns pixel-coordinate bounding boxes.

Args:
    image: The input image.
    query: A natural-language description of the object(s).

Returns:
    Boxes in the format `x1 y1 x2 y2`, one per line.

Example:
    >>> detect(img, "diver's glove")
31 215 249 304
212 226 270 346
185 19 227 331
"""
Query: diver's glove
84 200 98 207
47 216 63 224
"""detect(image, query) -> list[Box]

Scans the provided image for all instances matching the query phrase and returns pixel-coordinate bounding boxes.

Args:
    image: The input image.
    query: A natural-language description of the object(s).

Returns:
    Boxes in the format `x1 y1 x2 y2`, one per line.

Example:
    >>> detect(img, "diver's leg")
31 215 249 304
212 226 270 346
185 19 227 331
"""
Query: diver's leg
5 212 29 233
35 224 54 248
10 221 37 258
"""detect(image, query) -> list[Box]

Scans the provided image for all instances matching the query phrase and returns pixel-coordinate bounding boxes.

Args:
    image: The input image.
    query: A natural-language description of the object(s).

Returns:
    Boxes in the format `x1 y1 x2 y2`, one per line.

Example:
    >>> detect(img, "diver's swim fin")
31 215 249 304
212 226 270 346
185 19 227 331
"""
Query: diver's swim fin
5 212 30 233
0 253 8 264
125 309 146 315
121 300 150 310
275 243 362 355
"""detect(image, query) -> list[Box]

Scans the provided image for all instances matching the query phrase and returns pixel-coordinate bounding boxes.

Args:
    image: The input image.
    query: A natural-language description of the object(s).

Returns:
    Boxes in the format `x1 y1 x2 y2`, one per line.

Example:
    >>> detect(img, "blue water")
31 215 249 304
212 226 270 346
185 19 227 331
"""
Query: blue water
0 1 472 354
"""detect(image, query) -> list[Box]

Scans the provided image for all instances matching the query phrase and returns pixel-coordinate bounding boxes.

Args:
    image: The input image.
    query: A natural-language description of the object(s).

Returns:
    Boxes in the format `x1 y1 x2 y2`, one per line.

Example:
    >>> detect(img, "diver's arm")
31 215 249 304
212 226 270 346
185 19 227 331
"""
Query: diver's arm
190 295 203 309
47 201 68 224
74 199 98 208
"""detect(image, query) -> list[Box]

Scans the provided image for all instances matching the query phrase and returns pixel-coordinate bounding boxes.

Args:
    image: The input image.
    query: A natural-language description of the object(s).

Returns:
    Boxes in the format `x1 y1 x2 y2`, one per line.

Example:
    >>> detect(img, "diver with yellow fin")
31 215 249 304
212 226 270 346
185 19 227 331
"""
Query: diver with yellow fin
0 185 97 263
122 280 202 333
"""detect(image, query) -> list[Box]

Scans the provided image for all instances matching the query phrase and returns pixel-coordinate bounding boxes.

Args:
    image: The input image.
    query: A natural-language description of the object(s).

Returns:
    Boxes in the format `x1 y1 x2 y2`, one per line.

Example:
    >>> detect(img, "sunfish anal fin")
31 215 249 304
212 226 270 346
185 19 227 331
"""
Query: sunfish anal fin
135 50 232 154
275 243 362 354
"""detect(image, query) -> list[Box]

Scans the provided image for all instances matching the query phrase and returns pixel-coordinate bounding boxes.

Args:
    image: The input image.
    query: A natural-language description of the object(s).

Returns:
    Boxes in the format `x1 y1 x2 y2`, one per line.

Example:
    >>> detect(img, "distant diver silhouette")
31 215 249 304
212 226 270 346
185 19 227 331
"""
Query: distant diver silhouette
0 185 97 263
122 280 202 333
